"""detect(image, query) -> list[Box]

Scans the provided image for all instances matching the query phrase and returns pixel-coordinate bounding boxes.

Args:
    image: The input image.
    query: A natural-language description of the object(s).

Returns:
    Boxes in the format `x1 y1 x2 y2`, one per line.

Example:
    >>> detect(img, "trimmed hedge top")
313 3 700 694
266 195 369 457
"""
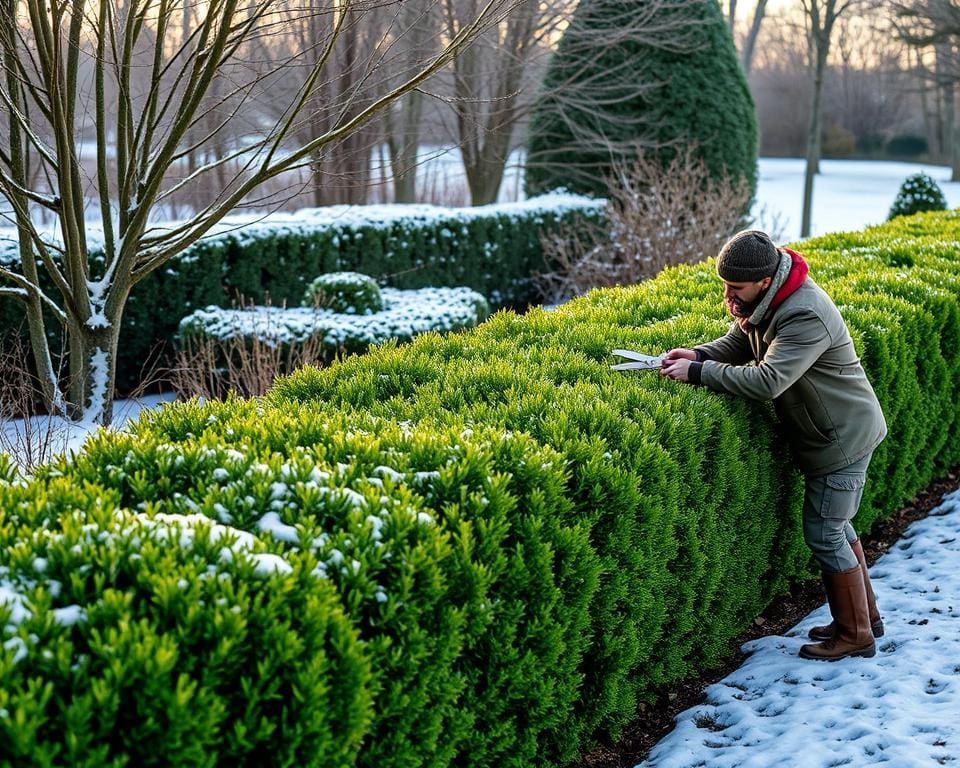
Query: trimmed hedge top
1 209 959 767
179 286 491 357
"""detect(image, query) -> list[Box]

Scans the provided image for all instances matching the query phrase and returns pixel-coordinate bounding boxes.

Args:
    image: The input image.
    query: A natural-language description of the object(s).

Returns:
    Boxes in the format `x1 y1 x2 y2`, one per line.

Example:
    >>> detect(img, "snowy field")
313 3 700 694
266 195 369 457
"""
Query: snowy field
415 148 960 243
640 489 960 768
1 394 175 470
754 157 960 243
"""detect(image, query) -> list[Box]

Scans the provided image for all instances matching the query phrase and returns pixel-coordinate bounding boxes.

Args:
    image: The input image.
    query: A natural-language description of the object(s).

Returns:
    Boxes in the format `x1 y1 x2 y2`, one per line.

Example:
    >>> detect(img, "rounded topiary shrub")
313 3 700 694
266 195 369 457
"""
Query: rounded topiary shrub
304 271 384 314
887 172 948 220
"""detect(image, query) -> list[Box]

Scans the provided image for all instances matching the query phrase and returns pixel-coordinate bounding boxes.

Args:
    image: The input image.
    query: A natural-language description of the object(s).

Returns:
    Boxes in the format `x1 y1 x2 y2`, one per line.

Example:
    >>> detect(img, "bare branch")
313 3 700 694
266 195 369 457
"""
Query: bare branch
0 266 69 322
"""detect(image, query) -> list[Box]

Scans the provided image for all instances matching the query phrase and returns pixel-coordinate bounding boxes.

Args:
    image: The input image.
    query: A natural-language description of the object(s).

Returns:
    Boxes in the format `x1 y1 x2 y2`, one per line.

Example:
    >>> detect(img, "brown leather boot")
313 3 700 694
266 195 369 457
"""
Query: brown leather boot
800 566 876 660
808 539 883 641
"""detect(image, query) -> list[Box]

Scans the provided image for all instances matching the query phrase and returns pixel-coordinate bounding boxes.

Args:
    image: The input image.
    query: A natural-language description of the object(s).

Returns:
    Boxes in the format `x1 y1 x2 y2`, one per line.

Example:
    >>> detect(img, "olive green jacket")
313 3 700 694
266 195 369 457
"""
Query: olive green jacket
692 278 887 475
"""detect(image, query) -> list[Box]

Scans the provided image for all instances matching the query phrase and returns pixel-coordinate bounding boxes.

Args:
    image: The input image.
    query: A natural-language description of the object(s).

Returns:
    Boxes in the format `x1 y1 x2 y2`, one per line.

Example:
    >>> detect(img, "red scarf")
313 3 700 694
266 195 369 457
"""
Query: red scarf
737 248 809 331
768 248 809 314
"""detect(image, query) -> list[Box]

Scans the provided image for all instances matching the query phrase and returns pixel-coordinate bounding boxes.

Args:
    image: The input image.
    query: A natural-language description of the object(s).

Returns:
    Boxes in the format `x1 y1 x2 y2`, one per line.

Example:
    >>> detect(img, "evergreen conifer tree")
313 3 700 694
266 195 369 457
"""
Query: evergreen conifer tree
525 0 757 206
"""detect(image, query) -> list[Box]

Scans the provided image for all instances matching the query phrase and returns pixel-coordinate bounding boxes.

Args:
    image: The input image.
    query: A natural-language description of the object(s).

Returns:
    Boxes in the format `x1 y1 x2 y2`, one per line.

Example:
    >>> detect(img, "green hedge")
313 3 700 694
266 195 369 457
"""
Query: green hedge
1 209 959 766
179 286 490 360
0 194 605 392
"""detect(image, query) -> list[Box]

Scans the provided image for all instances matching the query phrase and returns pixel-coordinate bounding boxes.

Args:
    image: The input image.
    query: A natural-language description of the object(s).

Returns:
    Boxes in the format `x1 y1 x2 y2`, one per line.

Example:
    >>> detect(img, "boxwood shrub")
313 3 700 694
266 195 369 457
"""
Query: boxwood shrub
1 208 959 767
302 272 385 314
179 286 490 360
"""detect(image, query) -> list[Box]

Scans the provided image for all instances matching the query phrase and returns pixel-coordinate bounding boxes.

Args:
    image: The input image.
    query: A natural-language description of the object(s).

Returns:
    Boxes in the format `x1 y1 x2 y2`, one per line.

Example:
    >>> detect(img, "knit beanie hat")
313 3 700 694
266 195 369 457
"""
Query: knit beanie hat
716 230 781 282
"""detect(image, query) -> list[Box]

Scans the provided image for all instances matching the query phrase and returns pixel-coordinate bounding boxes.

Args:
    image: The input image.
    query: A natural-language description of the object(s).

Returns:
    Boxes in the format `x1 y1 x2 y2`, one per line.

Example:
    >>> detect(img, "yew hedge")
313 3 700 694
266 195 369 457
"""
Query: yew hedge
1 210 959 767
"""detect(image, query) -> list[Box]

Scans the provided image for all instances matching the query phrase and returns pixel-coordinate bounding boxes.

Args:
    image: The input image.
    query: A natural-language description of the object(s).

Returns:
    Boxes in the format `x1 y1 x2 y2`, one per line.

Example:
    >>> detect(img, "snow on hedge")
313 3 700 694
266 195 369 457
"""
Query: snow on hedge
0 191 604 268
179 286 490 349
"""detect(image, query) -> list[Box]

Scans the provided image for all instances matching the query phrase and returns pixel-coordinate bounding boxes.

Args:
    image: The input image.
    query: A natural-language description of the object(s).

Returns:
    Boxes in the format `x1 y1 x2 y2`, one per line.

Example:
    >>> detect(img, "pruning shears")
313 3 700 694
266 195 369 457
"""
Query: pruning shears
609 349 665 372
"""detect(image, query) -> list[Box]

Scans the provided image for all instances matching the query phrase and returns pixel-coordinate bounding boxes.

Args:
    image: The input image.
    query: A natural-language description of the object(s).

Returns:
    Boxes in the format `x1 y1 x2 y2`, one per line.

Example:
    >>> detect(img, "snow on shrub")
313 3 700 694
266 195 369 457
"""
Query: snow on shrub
178 285 490 356
302 271 384 314
887 172 948 220
0 192 604 392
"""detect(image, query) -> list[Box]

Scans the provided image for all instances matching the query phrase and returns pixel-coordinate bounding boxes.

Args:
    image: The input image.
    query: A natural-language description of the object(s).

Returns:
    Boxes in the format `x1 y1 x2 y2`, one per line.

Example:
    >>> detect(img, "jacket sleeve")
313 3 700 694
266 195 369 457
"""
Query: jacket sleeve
698 311 831 401
694 322 754 365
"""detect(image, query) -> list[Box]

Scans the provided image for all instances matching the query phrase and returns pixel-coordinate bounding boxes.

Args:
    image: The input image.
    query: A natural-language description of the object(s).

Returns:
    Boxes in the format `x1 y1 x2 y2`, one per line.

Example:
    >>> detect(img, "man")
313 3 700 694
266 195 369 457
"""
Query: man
660 229 887 661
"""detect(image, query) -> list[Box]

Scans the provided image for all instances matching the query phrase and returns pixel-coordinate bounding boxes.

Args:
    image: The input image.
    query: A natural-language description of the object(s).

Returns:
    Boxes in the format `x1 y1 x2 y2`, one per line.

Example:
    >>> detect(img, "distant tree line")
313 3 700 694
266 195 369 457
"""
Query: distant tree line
1 0 952 224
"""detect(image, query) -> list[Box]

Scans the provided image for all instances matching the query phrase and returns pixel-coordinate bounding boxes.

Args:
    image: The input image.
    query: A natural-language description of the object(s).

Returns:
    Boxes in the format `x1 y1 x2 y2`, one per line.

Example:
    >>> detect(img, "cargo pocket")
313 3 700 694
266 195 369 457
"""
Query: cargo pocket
819 471 867 520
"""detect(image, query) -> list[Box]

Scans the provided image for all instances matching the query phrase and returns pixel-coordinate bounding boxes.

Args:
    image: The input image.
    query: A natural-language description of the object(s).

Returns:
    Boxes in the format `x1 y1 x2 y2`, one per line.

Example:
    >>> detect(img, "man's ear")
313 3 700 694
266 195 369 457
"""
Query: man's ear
760 276 773 290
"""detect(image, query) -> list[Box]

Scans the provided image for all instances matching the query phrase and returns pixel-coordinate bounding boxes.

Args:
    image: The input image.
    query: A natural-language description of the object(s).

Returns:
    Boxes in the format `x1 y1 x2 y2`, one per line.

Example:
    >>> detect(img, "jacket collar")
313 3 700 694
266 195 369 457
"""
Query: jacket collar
740 248 809 330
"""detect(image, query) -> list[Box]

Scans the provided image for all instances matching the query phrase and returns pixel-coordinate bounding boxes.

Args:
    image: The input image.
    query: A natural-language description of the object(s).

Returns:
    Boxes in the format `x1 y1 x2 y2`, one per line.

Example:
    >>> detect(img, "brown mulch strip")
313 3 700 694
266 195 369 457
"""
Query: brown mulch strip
576 466 960 768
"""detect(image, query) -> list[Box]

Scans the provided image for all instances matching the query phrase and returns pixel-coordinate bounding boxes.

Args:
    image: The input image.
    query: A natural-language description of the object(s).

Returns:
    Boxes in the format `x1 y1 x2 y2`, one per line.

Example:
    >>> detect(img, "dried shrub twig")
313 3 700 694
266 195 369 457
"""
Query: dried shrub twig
168 297 328 401
537 148 753 303
0 335 63 470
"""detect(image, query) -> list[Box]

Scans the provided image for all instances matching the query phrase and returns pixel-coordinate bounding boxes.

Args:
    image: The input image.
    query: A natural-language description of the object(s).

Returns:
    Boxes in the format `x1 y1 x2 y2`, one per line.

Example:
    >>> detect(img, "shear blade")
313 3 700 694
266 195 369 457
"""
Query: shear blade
610 349 663 370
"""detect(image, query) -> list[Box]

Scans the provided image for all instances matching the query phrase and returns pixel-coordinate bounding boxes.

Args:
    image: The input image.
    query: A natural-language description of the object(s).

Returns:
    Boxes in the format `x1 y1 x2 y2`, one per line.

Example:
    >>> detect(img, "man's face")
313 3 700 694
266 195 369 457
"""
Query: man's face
722 277 772 318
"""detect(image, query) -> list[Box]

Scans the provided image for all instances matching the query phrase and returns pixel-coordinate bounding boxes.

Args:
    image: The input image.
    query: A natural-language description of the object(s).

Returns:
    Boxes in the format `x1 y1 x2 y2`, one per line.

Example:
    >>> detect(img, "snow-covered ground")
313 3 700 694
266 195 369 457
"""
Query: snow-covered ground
640 489 960 768
1 393 174 470
414 148 960 243
754 157 960 243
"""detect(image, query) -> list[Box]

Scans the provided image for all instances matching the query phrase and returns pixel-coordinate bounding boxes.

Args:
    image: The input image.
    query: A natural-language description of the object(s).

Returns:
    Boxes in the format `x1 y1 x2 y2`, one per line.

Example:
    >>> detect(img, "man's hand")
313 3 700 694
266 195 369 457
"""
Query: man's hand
661 348 696 382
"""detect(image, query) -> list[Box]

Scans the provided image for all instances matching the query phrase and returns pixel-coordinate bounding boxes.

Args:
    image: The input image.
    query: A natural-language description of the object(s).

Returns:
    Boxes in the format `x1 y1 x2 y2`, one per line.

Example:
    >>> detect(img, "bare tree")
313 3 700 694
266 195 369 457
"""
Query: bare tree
0 0 513 425
536 147 751 302
799 0 871 237
433 0 572 205
248 1 394 206
739 0 770 74
725 0 738 31
829 9 912 151
381 0 439 202
719 0 769 73
892 0 960 179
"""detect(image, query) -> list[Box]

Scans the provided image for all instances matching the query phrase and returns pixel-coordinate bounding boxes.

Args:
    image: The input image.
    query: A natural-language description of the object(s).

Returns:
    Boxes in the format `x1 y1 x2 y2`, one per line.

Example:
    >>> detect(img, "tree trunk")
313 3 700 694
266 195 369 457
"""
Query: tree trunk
21 265 63 416
465 156 506 205
951 82 960 181
390 139 419 203
312 148 326 207
940 53 960 180
740 0 769 75
386 0 434 203
388 90 424 203
464 126 513 205
945 79 959 180
801 48 828 238
65 312 124 425
918 47 940 159
936 41 952 165
3 15 62 415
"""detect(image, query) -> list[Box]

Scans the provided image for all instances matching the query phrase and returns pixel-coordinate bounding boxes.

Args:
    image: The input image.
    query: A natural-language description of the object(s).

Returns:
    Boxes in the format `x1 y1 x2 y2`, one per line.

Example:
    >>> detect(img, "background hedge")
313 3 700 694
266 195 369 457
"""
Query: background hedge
0 194 605 392
1 209 959 767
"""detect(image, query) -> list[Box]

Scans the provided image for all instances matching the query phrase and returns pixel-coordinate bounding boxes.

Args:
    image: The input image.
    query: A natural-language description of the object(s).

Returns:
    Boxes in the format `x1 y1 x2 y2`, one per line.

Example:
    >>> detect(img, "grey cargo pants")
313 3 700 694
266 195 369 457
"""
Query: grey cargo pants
802 453 873 573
